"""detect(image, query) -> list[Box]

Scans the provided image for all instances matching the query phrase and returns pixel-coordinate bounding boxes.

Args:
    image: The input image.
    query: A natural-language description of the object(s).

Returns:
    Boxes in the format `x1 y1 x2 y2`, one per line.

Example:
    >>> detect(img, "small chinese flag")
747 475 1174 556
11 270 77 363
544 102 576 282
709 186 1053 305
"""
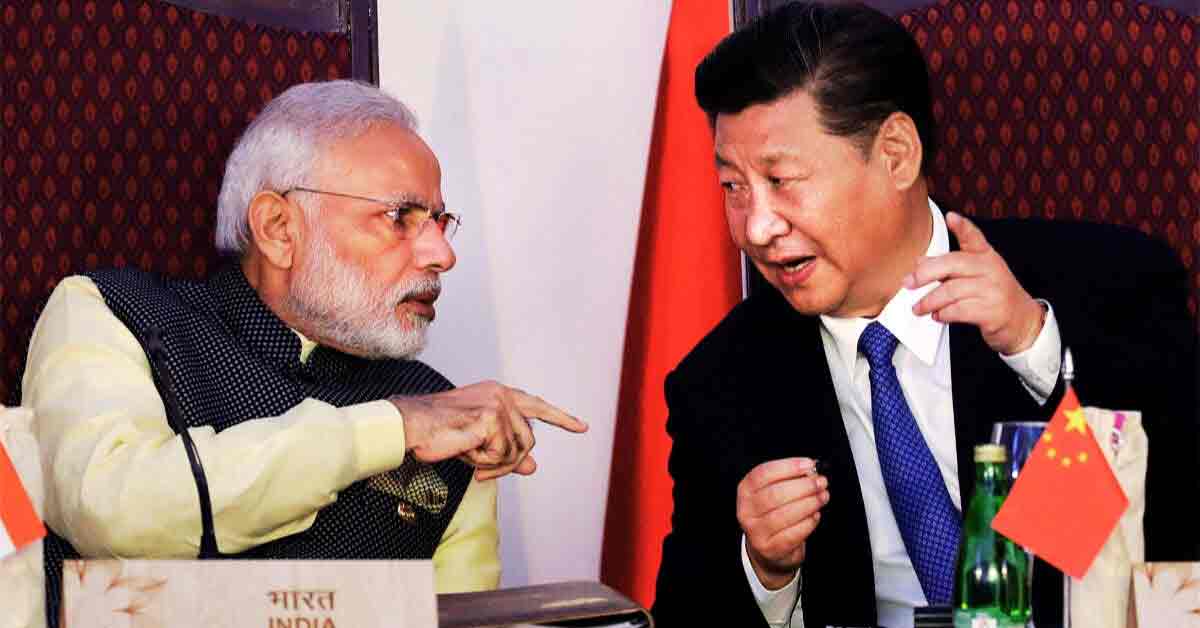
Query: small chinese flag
0 439 45 559
992 386 1127 578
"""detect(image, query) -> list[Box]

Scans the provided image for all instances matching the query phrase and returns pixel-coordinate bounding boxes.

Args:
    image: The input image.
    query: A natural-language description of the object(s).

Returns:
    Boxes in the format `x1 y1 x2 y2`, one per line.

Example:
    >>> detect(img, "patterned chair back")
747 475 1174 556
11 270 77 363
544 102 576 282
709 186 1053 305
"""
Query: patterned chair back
899 0 1197 313
1 1 362 403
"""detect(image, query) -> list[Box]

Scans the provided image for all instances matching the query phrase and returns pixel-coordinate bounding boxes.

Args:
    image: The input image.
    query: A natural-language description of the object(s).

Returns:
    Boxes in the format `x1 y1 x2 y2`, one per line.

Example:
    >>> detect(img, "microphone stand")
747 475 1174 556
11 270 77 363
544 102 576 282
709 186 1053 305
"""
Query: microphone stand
1061 348 1075 628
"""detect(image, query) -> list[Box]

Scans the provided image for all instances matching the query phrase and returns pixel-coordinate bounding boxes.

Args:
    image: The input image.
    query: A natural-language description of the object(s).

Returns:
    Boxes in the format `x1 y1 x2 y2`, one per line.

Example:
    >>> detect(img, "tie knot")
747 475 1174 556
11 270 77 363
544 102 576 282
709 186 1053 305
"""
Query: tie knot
858 321 900 369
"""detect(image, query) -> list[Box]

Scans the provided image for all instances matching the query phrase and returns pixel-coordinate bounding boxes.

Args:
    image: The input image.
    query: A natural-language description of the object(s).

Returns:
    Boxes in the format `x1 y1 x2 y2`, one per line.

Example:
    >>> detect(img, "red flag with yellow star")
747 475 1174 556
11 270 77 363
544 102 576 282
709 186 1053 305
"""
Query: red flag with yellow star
991 386 1127 578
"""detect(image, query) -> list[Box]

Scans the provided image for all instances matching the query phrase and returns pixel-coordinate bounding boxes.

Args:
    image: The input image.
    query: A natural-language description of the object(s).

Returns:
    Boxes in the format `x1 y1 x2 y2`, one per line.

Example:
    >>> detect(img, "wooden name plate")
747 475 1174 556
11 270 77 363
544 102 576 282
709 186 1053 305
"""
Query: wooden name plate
62 559 435 627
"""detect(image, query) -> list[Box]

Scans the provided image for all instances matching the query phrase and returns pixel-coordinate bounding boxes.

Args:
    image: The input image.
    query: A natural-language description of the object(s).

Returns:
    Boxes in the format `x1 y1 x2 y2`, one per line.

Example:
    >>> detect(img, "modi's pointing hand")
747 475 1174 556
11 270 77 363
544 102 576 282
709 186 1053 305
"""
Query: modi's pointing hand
906 212 1046 355
390 381 588 481
738 457 830 591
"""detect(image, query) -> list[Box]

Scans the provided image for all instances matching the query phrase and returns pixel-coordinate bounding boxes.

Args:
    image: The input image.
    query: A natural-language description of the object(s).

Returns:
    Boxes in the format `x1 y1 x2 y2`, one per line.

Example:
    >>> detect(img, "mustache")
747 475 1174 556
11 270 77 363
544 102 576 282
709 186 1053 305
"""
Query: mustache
390 275 442 305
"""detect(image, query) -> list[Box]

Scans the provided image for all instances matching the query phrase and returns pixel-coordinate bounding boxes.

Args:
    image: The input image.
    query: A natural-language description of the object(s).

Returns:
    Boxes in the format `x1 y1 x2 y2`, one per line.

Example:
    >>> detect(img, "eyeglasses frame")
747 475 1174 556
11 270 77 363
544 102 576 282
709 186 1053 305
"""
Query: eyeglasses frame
282 186 461 240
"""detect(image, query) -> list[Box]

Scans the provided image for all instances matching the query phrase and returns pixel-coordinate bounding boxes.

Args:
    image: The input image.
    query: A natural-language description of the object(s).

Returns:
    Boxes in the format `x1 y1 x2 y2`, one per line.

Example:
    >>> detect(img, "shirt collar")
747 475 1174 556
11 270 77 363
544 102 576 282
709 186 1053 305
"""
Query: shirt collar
296 331 318 363
293 331 366 380
820 199 948 376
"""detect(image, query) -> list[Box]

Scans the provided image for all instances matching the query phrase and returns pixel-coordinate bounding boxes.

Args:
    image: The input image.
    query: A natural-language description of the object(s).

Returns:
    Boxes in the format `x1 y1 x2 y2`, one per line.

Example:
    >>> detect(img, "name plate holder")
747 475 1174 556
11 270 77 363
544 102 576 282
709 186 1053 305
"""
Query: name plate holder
438 581 652 627
62 559 436 627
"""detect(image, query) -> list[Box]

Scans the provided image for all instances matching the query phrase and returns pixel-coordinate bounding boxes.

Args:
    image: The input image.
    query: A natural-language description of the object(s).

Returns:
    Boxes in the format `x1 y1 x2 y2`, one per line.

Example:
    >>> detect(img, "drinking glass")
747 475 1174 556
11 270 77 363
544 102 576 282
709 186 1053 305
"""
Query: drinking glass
991 421 1047 628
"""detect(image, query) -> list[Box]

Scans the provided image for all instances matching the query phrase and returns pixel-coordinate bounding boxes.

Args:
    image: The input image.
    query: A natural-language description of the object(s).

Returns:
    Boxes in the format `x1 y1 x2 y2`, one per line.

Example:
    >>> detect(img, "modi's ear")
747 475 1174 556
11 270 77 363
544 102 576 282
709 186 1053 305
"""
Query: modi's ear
873 111 923 191
245 190 303 269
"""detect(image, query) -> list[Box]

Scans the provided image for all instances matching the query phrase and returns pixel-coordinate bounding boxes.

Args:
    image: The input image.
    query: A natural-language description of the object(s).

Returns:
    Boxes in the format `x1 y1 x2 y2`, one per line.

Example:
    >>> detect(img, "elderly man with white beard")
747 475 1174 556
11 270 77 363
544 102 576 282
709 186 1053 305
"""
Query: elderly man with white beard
21 80 587 628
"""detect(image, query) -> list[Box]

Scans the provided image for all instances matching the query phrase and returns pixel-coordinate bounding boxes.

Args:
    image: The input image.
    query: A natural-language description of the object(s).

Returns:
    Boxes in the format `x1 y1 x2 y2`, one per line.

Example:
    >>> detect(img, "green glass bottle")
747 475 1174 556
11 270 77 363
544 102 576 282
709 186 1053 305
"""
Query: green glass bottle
953 444 1030 628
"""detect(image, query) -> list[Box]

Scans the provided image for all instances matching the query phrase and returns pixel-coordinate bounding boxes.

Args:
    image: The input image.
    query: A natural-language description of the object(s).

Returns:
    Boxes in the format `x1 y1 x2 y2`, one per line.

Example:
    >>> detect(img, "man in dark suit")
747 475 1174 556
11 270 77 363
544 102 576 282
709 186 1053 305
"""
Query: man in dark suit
651 3 1198 628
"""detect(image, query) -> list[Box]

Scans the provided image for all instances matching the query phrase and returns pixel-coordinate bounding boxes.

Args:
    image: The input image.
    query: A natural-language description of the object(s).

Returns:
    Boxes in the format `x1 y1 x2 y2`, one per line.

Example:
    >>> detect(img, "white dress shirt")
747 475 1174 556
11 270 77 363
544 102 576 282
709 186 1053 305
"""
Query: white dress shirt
744 201 1062 628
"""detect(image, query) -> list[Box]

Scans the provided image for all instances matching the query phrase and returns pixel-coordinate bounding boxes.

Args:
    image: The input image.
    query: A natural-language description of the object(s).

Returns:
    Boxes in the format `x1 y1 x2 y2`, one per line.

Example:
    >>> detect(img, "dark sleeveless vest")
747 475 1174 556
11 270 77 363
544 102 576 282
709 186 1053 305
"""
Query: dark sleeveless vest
43 265 474 627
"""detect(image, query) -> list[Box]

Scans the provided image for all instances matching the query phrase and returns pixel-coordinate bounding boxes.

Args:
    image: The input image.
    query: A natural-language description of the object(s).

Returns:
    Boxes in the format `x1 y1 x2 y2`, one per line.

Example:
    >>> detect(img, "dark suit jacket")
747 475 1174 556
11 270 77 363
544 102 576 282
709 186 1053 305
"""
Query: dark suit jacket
651 218 1197 628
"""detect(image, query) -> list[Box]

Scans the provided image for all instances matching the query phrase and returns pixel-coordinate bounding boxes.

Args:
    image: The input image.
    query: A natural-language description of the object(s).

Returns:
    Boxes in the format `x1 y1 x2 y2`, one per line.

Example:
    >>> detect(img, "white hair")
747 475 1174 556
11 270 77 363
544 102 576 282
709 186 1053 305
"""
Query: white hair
215 80 419 254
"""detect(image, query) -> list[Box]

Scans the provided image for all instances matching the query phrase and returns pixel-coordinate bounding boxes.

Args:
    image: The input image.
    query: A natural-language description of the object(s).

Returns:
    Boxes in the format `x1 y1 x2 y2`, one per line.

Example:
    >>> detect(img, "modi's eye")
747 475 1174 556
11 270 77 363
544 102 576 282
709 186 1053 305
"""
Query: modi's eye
394 205 432 231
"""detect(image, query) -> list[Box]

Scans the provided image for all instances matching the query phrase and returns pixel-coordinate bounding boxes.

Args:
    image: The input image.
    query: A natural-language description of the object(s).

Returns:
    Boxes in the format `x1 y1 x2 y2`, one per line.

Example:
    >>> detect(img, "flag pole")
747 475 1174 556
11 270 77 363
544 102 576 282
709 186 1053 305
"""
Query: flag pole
1061 347 1075 628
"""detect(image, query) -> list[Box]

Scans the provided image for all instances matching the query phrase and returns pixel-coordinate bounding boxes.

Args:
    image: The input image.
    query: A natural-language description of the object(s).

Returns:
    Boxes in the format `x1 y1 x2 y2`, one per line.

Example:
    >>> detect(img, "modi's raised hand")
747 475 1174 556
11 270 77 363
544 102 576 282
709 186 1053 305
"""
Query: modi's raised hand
905 211 1046 355
390 381 588 481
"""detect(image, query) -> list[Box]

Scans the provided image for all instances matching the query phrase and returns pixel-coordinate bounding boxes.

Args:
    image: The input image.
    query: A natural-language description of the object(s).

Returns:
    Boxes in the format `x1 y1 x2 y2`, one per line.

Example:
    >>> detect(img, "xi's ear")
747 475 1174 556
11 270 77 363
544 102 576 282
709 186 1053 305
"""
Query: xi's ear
873 111 923 191
246 190 304 269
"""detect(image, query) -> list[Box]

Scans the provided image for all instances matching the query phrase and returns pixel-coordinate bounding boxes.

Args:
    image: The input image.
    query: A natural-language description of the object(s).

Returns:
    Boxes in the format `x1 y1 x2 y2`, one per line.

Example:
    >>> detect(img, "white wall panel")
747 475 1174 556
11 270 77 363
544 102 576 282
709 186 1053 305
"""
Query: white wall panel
378 2 670 586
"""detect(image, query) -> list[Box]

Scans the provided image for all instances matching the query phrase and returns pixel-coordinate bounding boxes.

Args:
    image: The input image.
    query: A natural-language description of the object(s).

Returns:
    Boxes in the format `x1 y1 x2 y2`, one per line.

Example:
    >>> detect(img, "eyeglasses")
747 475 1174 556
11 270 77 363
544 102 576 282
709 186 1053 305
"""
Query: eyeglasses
284 186 461 240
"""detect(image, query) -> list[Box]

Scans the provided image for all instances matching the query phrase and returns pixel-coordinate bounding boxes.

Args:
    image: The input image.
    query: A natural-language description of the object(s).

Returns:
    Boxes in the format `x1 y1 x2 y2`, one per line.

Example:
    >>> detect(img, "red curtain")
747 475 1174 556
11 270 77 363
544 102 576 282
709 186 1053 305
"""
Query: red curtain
600 0 739 608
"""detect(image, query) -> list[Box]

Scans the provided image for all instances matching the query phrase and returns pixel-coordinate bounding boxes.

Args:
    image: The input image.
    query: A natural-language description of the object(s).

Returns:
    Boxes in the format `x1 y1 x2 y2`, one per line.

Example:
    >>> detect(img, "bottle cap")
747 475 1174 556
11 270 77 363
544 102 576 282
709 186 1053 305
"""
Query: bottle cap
974 444 1007 463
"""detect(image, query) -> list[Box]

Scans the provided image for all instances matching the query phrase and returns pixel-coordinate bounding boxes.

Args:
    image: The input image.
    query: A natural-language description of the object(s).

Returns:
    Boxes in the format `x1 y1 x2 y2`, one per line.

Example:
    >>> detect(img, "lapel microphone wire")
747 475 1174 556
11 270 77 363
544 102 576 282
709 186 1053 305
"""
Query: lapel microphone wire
146 326 222 559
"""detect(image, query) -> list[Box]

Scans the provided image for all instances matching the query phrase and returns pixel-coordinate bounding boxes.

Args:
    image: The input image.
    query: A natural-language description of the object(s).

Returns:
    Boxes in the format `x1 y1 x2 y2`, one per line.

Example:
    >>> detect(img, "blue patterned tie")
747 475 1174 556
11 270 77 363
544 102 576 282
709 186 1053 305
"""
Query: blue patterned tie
858 322 961 604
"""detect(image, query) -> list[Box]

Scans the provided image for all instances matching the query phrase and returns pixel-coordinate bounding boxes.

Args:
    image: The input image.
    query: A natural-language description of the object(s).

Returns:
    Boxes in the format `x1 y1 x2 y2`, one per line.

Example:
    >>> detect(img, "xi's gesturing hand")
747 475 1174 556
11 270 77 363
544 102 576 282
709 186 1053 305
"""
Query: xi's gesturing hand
738 457 829 591
906 212 1046 355
390 381 588 481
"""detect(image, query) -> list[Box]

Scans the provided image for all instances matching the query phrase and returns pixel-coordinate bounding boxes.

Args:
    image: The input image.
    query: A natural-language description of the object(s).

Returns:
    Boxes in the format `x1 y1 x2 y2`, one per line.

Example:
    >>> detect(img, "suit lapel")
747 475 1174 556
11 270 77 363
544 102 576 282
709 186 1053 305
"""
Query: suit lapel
948 322 1010 506
946 227 999 507
751 295 878 624
750 297 848 463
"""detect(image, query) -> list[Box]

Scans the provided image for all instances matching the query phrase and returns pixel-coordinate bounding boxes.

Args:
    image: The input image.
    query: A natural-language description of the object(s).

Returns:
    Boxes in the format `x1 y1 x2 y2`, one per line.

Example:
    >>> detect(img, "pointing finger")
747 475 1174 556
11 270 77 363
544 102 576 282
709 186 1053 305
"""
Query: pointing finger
513 392 589 433
945 211 992 254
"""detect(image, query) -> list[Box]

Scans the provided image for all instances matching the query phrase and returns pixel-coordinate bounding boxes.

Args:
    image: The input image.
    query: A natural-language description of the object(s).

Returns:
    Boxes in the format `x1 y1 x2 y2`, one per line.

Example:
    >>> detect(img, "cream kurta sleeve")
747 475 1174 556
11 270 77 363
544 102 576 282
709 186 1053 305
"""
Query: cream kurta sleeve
434 475 500 592
21 275 498 590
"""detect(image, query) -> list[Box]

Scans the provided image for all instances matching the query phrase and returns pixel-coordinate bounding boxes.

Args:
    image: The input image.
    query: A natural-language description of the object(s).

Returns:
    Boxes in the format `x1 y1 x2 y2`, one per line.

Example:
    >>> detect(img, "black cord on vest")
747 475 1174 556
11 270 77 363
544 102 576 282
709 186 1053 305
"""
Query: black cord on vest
145 327 221 559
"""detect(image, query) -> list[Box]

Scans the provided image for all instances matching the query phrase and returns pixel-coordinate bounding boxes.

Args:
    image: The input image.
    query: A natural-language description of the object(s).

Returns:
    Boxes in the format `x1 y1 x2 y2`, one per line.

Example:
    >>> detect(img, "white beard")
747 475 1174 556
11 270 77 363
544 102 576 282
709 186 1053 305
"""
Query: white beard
286 227 437 360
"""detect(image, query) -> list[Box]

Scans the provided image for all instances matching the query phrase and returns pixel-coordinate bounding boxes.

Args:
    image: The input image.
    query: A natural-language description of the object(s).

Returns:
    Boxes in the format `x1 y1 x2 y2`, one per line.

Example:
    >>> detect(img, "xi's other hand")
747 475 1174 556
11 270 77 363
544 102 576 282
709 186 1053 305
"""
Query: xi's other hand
907 212 1046 355
738 457 829 590
391 381 588 481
